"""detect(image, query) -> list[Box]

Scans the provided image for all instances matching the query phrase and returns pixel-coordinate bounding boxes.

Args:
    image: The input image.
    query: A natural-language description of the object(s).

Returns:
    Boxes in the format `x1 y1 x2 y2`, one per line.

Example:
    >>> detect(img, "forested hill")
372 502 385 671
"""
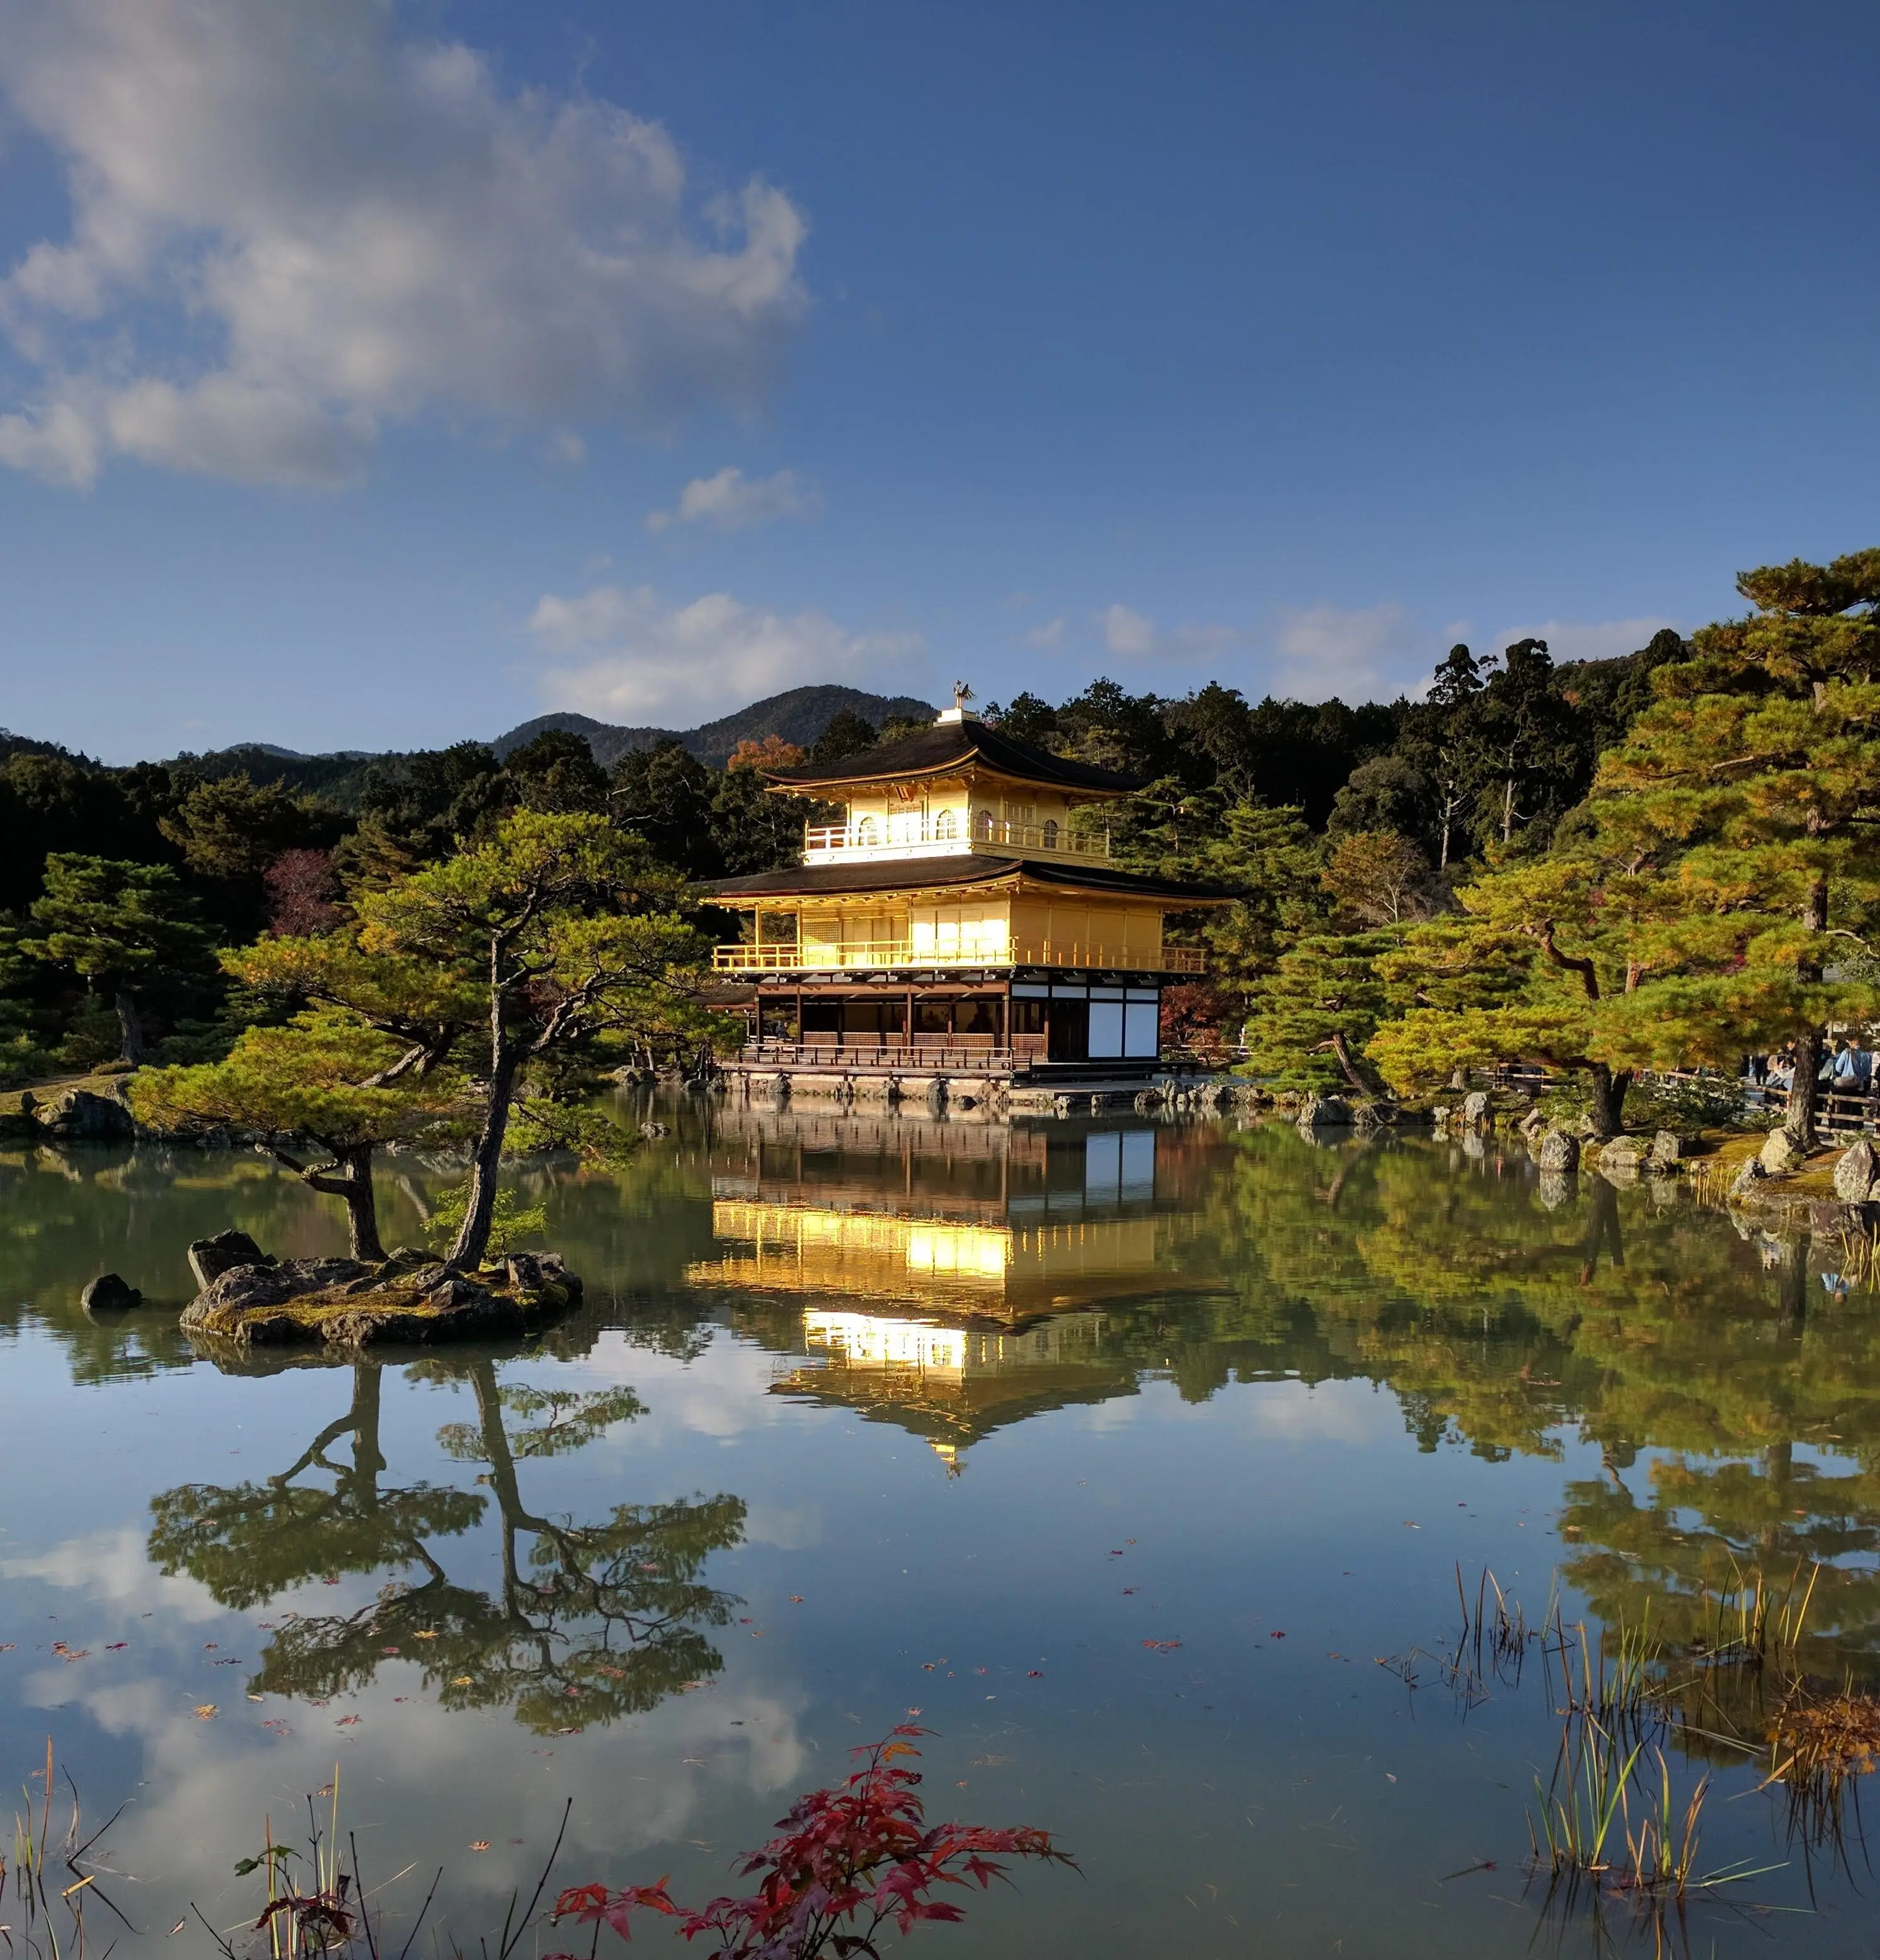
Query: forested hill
493 685 939 768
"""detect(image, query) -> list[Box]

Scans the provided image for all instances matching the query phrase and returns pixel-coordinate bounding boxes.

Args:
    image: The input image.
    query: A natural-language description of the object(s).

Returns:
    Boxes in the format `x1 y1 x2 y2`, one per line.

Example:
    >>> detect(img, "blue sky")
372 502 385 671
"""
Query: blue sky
1 0 1875 762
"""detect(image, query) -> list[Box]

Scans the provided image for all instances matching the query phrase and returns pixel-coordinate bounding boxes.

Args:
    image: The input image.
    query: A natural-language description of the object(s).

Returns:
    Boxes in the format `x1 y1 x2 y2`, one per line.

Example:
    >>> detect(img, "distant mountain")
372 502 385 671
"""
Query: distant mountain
493 685 938 768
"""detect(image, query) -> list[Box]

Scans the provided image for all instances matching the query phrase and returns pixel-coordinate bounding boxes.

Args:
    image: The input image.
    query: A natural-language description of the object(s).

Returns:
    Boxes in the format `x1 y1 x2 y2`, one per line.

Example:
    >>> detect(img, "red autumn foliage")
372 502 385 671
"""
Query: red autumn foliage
264 847 343 936
550 1728 1071 1959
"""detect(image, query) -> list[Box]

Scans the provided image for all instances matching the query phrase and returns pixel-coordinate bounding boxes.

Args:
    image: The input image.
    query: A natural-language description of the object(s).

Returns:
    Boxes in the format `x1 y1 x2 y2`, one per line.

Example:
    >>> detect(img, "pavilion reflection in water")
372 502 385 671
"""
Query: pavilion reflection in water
686 1107 1212 1469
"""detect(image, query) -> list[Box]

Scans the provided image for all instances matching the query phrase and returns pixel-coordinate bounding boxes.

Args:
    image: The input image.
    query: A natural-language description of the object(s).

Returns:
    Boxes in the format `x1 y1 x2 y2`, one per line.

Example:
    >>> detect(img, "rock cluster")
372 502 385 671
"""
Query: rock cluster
180 1239 582 1349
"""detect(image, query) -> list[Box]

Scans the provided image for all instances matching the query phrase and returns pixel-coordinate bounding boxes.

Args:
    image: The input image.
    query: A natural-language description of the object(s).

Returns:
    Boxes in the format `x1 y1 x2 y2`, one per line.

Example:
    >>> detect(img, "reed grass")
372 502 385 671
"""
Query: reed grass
0 1740 129 1960
1693 1559 1818 1671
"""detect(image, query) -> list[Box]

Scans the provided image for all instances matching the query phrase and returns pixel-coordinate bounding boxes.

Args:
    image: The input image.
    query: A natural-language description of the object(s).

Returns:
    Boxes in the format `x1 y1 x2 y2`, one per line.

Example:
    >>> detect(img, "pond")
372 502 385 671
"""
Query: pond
2 1103 1877 1959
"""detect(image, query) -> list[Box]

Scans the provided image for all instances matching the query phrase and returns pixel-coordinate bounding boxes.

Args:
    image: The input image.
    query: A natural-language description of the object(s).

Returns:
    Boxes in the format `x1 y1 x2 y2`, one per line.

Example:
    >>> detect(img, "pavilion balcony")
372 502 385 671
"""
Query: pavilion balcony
801 817 1113 866
711 939 1206 976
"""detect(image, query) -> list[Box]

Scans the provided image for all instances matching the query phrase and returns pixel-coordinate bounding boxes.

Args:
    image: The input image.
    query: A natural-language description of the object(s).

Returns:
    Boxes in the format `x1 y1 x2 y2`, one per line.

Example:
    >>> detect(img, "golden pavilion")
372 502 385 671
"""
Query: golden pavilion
708 702 1225 1086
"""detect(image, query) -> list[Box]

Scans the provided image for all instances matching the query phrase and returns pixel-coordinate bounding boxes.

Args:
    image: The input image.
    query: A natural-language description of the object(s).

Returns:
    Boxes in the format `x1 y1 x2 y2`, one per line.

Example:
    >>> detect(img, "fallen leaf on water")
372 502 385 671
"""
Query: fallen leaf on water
1270 1631 1286 1640
317 1785 335 1797
1402 1522 1421 1530
453 1676 473 1686
1142 1640 1183 1653
169 1920 187 1936
336 1715 361 1727
194 1704 217 1719
203 1643 217 1650
107 1642 128 1651
469 1841 490 1853
596 1664 626 1679
974 1667 988 1675
0 1644 14 1653
414 1630 437 1640
1027 1670 1044 1678
322 1577 341 1586
554 1726 582 1736
1386 1773 1397 1783
247 1693 263 1702
1123 1587 1139 1596
788 1596 804 1604
381 1645 400 1655
922 1662 936 1671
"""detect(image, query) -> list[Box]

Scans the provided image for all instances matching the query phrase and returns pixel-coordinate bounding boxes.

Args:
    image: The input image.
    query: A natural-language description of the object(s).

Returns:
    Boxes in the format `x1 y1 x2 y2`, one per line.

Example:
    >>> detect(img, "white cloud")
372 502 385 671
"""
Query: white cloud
1098 603 1157 658
647 466 824 533
1270 600 1419 702
0 0 807 487
1487 616 1679 666
1024 614 1067 650
529 585 922 724
1095 604 1237 662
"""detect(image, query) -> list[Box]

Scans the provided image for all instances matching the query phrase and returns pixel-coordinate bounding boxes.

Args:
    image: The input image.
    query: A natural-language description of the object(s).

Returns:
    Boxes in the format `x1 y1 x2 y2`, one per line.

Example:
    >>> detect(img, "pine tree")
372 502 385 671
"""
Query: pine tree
1242 929 1400 1093
1367 849 1637 1133
21 854 212 1063
131 1012 464 1258
1587 547 1880 1146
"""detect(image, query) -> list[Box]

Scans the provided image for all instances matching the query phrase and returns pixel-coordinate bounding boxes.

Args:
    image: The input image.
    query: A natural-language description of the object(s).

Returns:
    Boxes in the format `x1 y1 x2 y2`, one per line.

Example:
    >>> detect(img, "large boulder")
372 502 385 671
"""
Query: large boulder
1298 1094 1353 1127
1759 1129 1805 1177
1649 1130 1688 1168
1730 1156 1767 1199
187 1230 274 1290
1834 1138 1879 1202
35 1088 134 1142
1537 1130 1580 1172
81 1273 142 1312
1461 1090 1491 1126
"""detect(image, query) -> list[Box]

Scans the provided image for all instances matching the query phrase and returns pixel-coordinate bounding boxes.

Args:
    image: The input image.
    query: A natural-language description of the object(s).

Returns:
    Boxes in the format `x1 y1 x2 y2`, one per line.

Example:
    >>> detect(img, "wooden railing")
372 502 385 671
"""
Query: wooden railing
740 1037 1019 1070
713 940 1205 975
802 818 1112 863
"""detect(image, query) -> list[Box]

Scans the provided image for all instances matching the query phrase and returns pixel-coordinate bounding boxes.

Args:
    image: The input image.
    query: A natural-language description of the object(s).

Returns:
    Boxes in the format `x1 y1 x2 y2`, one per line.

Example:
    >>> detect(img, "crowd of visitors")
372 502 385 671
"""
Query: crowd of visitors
1748 1033 1874 1094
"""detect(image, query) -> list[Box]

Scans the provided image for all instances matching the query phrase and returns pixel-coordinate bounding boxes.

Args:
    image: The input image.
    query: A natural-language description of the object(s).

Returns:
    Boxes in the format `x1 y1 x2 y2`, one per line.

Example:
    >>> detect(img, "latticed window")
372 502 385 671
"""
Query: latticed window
934 809 958 840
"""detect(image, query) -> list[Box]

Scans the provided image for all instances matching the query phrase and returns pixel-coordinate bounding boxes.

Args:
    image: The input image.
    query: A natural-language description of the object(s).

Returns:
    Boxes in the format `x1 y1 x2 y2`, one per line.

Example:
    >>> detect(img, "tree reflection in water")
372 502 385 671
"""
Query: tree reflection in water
148 1359 745 1730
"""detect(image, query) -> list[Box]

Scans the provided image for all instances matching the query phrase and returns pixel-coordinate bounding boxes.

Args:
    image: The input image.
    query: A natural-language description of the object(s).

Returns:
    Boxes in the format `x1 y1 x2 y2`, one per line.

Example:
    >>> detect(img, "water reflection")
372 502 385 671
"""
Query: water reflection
147 1359 746 1729
9 1106 1880 1956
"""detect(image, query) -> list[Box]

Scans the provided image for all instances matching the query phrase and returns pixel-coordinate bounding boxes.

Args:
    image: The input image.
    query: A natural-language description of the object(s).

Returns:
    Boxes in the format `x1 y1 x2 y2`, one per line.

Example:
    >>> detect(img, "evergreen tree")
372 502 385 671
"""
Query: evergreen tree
1396 643 1487 871
1194 803 1329 1011
1586 547 1880 1146
131 1012 464 1260
1367 845 1646 1136
610 738 723 877
1242 928 1400 1093
21 854 212 1063
356 812 723 1270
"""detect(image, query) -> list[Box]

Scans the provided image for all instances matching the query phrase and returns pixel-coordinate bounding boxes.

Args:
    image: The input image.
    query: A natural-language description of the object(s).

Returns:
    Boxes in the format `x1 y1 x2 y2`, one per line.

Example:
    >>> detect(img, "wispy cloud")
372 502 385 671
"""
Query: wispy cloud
0 0 807 487
1269 601 1420 702
528 585 922 724
1024 614 1068 650
646 466 824 534
1095 604 1238 662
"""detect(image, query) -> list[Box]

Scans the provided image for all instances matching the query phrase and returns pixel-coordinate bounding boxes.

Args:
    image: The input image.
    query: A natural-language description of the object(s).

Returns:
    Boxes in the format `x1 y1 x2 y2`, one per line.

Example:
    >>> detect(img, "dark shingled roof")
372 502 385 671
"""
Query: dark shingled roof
763 719 1144 794
706 854 1231 905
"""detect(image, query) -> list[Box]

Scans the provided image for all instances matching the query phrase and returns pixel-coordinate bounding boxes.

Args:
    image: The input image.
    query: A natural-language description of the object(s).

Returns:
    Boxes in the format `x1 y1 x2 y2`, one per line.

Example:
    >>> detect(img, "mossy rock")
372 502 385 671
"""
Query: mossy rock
180 1250 581 1349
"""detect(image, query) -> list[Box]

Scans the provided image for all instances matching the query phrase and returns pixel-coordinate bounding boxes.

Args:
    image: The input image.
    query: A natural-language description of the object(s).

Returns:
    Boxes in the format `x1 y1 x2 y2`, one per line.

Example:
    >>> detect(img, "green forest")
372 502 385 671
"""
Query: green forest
4 545 1877 1155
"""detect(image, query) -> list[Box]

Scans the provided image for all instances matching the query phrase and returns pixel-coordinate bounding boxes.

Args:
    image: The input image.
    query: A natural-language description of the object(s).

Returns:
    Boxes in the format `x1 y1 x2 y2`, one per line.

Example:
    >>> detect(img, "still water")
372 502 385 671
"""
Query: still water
2 1106 1877 1957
